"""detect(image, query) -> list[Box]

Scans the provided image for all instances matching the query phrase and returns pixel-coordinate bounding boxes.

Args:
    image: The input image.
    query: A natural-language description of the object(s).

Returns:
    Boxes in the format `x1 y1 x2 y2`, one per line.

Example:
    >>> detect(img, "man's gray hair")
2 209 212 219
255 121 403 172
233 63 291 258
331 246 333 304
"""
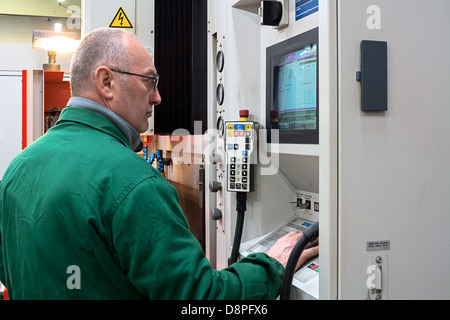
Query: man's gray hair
70 27 134 96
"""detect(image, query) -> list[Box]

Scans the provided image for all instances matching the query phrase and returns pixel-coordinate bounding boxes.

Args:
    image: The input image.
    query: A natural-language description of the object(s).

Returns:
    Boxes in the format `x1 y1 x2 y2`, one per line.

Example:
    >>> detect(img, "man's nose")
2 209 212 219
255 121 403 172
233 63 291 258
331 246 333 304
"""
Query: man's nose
151 89 162 106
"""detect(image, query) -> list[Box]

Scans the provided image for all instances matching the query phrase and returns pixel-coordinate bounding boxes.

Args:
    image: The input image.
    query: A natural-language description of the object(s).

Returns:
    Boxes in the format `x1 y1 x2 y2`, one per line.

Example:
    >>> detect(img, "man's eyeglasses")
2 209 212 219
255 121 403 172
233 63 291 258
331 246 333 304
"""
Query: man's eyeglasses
110 68 160 90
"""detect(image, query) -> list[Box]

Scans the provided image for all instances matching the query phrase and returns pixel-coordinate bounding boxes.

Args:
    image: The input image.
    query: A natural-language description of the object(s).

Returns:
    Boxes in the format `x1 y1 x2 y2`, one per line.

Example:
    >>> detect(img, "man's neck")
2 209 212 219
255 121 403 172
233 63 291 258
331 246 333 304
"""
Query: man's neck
67 97 143 152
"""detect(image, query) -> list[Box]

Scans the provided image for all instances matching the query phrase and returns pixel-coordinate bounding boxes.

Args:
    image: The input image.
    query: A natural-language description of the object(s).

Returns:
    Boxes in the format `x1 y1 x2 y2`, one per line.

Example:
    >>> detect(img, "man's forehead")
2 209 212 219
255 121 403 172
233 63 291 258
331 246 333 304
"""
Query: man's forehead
128 37 155 70
132 58 157 76
143 66 158 76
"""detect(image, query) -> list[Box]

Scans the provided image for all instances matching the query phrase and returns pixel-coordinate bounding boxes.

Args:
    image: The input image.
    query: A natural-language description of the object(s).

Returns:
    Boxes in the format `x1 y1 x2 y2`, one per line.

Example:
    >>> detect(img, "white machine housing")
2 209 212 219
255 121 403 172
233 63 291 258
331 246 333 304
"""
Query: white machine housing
206 0 450 299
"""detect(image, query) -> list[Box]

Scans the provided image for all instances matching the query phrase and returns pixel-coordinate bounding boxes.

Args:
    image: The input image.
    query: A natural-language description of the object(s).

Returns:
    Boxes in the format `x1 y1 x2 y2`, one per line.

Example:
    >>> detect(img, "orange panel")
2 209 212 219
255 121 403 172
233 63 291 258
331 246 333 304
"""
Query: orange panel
44 71 71 112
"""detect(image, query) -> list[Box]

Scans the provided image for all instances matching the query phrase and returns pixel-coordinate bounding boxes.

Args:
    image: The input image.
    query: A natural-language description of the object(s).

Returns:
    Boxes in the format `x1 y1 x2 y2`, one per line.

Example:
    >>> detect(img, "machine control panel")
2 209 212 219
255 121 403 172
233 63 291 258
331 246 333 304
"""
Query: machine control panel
224 121 257 192
243 216 319 297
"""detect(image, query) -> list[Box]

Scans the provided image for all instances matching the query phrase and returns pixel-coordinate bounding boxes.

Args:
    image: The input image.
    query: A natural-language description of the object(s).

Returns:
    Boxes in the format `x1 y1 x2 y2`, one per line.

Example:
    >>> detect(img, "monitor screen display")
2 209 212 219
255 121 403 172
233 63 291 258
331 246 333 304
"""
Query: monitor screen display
266 28 319 144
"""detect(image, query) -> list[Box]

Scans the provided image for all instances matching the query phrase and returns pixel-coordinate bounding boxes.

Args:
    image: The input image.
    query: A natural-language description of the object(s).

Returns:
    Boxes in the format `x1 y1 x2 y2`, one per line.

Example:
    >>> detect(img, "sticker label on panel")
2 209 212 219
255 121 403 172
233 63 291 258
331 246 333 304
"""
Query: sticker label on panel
366 240 390 251
295 0 319 21
109 7 134 29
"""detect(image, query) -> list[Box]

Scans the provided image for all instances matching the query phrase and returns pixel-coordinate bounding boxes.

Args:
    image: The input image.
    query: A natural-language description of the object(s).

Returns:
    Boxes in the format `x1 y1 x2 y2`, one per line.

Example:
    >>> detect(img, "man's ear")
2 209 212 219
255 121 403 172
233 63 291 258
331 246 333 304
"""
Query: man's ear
94 66 115 100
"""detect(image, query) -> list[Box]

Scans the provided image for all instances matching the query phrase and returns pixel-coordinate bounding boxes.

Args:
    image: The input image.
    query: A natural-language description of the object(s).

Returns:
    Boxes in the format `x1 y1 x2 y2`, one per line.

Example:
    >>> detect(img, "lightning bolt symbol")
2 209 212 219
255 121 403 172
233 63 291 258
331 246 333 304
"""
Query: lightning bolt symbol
118 12 124 26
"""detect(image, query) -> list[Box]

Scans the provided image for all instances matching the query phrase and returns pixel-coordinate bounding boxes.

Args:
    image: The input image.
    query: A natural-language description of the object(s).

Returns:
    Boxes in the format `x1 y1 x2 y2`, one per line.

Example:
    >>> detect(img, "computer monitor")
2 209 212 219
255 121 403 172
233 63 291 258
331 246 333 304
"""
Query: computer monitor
266 28 319 144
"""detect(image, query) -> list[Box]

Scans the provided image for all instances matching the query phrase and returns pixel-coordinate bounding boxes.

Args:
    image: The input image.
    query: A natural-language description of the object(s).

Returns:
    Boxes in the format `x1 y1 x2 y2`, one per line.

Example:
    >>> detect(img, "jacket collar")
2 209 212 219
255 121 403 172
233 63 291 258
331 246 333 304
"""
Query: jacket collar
62 97 143 152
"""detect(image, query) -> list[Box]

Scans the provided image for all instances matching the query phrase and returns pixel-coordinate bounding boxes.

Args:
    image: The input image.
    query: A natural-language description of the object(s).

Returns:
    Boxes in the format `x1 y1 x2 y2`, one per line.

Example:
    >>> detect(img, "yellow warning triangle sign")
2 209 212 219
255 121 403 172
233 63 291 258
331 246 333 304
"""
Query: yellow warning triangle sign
109 7 133 29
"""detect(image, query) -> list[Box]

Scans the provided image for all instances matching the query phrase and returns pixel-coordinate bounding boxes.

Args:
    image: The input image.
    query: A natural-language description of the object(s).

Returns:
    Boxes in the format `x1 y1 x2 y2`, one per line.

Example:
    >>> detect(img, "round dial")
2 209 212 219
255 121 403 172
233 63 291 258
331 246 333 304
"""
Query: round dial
216 116 224 138
216 83 224 105
216 50 224 72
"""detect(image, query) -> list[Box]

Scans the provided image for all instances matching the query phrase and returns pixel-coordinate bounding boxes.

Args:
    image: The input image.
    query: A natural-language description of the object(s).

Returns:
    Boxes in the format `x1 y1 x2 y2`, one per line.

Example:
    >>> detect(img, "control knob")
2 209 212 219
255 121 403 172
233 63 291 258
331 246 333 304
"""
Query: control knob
209 181 222 193
210 208 222 221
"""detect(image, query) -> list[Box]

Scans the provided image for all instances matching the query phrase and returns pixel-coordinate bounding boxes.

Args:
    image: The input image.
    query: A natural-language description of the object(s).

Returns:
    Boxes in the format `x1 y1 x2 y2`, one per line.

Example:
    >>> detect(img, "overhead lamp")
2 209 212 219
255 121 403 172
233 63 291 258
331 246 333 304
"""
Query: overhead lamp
32 29 80 71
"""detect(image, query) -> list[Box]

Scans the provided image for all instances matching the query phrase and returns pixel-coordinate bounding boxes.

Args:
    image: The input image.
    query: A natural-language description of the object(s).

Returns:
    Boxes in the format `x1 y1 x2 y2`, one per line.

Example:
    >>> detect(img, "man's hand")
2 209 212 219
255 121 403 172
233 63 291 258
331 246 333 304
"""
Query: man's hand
267 231 319 271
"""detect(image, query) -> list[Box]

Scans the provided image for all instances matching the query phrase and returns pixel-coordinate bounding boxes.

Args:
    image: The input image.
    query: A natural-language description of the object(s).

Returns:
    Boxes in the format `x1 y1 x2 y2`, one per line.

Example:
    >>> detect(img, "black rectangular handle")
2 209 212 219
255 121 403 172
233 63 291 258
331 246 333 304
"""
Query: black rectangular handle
357 40 388 111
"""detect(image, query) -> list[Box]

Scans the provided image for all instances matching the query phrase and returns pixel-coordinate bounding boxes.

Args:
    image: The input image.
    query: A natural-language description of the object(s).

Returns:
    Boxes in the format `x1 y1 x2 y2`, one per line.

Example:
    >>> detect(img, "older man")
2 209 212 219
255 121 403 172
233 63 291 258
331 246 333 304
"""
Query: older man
0 28 317 299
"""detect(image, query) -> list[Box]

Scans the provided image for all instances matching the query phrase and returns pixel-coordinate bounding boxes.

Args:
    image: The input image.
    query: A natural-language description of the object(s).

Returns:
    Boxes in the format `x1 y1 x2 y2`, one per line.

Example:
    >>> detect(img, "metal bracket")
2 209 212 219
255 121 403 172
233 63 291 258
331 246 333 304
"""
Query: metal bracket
366 254 388 300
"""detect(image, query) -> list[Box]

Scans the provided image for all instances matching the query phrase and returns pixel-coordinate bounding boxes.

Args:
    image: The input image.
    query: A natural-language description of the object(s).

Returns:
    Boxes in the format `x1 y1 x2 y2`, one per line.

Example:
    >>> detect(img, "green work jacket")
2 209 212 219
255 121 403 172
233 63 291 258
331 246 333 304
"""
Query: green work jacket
0 106 284 299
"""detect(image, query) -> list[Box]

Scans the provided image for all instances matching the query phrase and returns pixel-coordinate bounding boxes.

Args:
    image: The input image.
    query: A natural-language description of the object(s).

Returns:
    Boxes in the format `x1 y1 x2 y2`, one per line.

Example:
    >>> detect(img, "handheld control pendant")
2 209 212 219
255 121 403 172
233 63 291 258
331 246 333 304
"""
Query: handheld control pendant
224 120 257 193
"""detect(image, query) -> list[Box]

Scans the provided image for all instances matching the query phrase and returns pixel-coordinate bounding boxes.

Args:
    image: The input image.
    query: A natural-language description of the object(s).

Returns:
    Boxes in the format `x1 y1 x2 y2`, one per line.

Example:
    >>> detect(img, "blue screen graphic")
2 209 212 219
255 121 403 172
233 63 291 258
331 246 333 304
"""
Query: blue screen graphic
274 43 317 131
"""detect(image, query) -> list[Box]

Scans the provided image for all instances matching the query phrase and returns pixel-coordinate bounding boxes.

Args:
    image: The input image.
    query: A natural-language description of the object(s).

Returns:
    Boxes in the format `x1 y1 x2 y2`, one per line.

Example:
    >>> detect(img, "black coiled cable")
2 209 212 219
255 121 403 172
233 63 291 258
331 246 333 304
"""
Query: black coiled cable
280 221 319 300
229 192 247 265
